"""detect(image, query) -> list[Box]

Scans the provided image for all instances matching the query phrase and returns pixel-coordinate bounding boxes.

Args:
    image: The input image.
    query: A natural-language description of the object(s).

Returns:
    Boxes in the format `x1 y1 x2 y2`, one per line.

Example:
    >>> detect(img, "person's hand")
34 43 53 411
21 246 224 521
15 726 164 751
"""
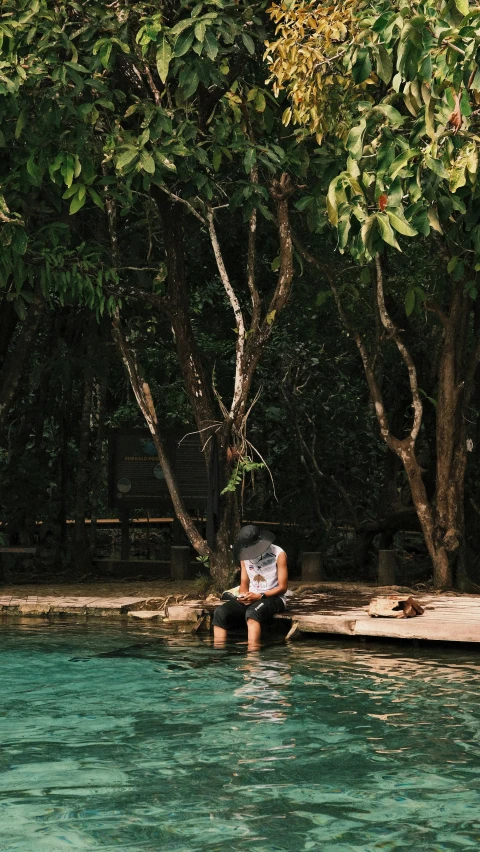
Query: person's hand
238 592 262 605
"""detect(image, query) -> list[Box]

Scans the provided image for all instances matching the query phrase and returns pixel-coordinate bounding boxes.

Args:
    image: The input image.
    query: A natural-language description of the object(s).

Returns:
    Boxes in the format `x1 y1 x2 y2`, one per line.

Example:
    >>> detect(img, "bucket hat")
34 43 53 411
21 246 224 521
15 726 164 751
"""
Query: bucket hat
233 524 275 562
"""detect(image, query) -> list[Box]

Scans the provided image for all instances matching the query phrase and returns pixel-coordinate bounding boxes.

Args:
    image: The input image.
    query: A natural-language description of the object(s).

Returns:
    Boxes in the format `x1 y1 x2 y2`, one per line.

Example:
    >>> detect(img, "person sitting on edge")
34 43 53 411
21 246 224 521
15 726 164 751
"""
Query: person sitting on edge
212 524 288 649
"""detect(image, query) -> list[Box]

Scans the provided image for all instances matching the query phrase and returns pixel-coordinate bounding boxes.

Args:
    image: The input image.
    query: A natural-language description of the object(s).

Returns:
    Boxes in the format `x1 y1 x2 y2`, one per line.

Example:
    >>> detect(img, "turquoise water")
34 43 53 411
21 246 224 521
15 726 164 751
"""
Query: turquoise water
0 623 480 851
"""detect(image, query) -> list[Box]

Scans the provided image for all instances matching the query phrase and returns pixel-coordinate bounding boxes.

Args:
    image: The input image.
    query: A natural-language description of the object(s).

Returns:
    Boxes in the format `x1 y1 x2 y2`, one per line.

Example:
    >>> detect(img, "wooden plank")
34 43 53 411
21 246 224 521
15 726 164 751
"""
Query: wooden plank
353 616 480 643
279 613 360 635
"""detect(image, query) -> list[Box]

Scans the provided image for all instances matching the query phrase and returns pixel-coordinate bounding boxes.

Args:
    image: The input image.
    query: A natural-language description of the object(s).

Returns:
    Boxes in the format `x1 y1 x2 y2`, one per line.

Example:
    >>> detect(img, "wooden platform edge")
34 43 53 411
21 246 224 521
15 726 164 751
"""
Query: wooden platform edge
274 611 480 643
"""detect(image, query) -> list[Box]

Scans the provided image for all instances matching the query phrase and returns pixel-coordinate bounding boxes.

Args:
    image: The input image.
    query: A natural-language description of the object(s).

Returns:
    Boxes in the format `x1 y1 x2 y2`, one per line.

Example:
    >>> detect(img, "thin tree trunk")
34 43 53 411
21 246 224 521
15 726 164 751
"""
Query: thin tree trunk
0 289 44 433
89 369 108 555
72 360 94 571
56 400 70 571
0 299 19 367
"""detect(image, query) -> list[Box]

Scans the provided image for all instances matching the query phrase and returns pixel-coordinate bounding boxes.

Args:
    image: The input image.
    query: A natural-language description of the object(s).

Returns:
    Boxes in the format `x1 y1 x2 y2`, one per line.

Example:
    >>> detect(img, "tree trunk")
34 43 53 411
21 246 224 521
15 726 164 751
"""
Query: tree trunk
72 363 94 573
56 400 70 572
398 443 452 588
89 371 108 555
433 283 470 587
0 290 44 433
0 299 19 367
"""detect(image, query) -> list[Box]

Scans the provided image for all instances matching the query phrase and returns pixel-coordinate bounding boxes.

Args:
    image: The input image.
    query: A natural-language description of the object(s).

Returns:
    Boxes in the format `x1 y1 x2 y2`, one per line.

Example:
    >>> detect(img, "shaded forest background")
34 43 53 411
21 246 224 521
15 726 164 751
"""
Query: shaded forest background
2 0 480 590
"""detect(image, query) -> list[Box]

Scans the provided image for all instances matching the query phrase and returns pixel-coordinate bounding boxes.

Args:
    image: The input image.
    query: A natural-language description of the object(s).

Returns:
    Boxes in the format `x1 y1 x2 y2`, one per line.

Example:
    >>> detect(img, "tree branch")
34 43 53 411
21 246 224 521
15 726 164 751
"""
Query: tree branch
247 166 261 329
207 207 246 419
424 298 448 328
158 186 207 225
375 253 423 443
264 173 295 325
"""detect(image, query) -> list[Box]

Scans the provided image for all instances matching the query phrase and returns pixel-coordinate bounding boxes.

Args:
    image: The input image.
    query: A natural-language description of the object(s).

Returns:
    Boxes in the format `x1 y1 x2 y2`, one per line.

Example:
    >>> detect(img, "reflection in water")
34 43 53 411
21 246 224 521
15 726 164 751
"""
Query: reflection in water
236 657 292 724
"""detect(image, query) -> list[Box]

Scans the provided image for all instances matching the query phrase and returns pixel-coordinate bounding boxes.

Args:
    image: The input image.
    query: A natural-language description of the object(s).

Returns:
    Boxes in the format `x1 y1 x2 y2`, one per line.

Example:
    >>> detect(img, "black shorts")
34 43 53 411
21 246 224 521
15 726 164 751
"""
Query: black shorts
212 595 286 629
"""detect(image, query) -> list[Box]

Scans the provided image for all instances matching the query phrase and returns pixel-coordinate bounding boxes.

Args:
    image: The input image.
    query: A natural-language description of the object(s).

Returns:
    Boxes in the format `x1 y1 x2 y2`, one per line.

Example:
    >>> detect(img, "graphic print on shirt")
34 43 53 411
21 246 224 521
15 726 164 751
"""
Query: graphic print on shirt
244 544 287 604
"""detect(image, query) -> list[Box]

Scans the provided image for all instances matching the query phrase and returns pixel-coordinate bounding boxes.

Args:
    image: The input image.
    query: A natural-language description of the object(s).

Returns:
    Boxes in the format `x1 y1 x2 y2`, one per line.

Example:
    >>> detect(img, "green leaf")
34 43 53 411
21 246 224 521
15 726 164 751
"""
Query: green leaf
12 230 28 256
70 192 86 214
15 109 27 139
294 196 313 212
346 119 366 160
99 41 112 69
140 150 155 174
389 149 417 180
194 21 206 42
447 256 458 274
326 179 339 226
88 188 104 209
425 155 449 180
155 152 176 171
254 92 266 112
204 29 218 61
427 205 443 234
376 213 400 249
180 66 199 99
360 214 377 253
175 30 194 57
242 33 255 55
156 35 172 83
116 148 138 170
371 104 404 127
386 210 418 237
64 61 89 73
212 150 222 171
376 45 393 84
352 48 372 84
62 184 78 200
170 19 194 36
26 157 42 183
405 288 415 316
62 155 75 188
454 0 469 14
425 97 436 141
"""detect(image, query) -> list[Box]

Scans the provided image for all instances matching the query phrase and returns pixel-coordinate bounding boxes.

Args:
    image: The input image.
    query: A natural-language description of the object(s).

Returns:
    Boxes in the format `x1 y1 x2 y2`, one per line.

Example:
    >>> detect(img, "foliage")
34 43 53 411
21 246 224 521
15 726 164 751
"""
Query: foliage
267 0 480 267
221 458 265 493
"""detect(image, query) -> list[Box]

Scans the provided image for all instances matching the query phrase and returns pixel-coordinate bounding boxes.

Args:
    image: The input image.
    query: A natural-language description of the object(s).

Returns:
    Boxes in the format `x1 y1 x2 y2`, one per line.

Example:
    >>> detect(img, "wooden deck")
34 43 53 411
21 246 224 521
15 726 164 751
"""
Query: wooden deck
275 587 480 644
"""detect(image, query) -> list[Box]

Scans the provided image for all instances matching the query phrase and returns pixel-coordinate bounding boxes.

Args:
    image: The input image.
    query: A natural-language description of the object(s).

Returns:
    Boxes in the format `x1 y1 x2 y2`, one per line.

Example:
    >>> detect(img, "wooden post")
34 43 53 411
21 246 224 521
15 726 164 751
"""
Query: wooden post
301 552 325 582
378 549 396 585
171 545 191 580
120 510 130 561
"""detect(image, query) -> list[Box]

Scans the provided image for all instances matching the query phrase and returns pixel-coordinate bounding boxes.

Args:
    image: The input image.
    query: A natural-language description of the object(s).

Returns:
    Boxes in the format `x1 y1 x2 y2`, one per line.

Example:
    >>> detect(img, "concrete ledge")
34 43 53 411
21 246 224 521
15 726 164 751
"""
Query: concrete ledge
128 611 163 620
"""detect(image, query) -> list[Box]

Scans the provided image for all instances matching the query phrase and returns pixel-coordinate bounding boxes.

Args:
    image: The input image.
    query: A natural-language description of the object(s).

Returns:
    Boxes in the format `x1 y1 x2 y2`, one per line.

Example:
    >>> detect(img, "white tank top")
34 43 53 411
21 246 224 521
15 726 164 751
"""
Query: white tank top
244 544 287 605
